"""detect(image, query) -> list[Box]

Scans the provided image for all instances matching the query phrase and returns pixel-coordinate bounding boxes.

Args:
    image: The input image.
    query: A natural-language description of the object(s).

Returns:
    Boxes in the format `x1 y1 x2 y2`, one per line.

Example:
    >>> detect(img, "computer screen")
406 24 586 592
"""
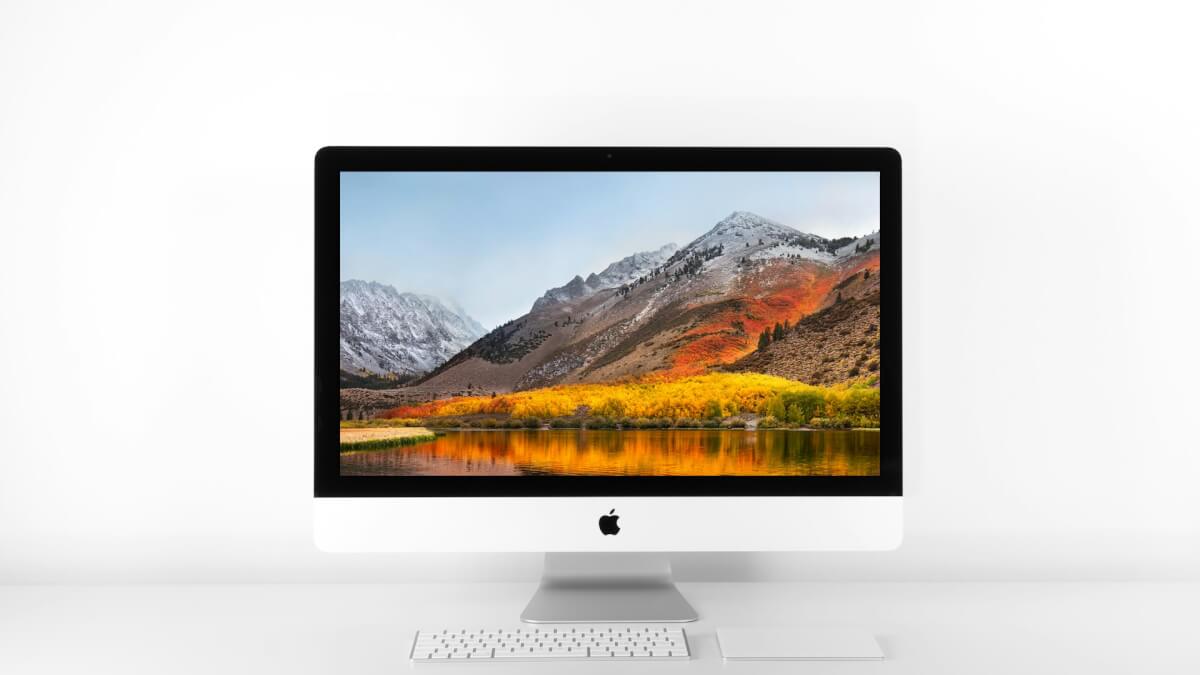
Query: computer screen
336 170 883 480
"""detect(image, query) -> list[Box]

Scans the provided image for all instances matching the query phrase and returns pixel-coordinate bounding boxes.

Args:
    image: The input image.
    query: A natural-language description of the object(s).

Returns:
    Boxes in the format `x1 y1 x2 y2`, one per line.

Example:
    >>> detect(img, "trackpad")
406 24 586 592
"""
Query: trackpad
717 628 884 661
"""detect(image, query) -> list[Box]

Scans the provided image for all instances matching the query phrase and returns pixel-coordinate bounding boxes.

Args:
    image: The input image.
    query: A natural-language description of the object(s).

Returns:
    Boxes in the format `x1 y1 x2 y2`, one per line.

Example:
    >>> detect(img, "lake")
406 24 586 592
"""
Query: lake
339 428 879 477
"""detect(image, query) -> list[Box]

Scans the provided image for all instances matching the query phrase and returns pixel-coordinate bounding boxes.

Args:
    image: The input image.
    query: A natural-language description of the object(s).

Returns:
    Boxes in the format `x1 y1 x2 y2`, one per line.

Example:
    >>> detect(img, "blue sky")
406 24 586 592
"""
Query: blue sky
341 172 878 329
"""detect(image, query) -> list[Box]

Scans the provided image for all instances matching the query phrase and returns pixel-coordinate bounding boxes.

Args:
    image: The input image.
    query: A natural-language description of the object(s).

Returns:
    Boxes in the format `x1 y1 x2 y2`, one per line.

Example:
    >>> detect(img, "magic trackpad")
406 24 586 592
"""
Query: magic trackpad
717 628 884 661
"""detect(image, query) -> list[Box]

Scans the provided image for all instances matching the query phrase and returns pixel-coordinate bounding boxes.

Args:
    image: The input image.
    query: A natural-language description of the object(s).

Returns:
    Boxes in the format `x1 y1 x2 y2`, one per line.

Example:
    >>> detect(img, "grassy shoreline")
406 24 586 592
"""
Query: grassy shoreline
339 426 438 452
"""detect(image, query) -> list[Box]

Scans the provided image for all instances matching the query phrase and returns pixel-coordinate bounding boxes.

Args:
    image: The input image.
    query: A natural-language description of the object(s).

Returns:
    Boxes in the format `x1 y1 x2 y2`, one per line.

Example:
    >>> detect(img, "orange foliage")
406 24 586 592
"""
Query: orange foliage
382 401 444 418
668 261 839 375
667 255 881 375
381 372 879 424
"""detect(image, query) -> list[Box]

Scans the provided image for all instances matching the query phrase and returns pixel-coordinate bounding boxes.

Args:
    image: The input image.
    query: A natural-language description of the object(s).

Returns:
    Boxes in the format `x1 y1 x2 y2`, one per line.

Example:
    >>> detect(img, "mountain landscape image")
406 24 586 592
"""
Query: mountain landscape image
338 172 882 477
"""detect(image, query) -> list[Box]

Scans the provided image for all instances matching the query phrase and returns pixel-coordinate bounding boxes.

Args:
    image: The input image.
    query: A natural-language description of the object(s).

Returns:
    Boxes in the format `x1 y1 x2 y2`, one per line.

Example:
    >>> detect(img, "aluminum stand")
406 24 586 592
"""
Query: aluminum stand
520 553 698 623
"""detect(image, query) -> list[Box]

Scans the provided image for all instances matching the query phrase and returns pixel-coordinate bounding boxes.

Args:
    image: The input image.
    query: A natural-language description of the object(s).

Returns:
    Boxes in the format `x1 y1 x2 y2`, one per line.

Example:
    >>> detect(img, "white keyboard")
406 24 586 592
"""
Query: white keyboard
410 625 690 662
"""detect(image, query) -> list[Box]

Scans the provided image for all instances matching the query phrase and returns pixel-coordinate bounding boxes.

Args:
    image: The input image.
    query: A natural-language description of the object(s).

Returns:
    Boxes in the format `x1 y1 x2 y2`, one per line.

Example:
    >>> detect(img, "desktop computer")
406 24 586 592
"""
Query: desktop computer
314 147 901 641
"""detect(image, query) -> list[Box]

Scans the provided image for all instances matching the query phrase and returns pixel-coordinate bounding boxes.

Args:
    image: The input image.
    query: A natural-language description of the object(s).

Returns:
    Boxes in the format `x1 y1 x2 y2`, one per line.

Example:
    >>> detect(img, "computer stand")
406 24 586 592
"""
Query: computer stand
520 553 698 623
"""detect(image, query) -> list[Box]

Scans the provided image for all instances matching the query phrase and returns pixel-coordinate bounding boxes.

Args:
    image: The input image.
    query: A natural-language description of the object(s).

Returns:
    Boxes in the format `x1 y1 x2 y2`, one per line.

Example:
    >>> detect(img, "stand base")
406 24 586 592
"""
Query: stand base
520 553 698 623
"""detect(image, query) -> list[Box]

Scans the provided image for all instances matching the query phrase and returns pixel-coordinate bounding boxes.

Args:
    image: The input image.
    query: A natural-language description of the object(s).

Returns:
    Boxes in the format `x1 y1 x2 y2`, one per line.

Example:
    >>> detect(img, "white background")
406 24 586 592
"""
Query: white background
1 0 1198 584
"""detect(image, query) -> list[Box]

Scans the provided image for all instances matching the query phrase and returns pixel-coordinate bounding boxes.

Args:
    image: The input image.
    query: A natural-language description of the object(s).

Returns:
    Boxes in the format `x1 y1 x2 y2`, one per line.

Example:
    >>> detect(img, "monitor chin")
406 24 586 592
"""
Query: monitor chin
313 496 902 553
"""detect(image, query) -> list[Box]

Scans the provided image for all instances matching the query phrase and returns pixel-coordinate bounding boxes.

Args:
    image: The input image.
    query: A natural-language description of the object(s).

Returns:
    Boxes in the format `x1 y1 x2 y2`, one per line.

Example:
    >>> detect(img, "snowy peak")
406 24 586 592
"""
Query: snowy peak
684 211 812 252
340 280 486 377
711 210 792 235
708 210 790 236
684 211 883 264
532 243 677 311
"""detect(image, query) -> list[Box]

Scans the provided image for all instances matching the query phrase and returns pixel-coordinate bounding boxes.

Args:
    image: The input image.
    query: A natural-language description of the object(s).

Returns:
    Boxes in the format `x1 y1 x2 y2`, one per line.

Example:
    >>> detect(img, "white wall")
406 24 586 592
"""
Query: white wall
1 0 1198 584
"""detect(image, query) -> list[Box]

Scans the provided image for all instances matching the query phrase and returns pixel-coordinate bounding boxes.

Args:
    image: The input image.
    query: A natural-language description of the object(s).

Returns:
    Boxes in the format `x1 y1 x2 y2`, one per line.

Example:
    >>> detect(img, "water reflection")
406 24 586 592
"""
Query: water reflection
340 429 879 477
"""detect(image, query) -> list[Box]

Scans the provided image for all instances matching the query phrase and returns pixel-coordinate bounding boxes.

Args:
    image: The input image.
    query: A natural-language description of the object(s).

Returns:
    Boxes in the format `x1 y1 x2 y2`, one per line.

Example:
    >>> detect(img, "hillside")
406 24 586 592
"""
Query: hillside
413 212 880 394
726 277 880 385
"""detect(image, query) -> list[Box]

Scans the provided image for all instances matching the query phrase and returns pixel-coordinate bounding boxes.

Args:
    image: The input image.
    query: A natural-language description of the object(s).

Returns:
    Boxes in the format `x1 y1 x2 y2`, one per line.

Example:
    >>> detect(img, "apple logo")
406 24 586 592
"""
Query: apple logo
598 509 620 536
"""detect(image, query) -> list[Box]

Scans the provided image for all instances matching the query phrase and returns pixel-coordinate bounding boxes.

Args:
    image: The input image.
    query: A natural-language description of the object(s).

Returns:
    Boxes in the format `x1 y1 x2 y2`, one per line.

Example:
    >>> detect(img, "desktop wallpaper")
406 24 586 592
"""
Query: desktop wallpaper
338 172 881 477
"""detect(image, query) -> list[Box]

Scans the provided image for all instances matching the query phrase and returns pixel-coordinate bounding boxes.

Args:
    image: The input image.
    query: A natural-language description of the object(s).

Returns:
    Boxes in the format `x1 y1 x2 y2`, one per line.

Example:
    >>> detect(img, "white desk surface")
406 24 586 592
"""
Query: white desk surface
1 582 1194 674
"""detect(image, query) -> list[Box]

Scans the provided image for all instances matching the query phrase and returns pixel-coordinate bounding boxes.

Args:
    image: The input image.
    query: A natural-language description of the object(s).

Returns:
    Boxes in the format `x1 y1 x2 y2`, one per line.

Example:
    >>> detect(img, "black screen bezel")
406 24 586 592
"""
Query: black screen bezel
316 147 901 497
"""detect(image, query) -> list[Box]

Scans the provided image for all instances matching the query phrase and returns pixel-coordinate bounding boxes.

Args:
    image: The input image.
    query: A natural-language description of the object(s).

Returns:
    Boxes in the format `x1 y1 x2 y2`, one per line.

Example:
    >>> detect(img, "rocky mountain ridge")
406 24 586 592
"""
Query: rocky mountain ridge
413 211 880 394
340 280 486 378
532 243 678 311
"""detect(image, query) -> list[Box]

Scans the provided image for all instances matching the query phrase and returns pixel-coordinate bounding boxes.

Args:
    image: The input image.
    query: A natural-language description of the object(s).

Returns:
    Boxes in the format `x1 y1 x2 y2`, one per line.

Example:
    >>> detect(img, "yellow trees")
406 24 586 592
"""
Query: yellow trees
384 373 881 426
838 386 880 418
703 399 723 420
509 392 576 419
596 396 628 419
765 395 788 420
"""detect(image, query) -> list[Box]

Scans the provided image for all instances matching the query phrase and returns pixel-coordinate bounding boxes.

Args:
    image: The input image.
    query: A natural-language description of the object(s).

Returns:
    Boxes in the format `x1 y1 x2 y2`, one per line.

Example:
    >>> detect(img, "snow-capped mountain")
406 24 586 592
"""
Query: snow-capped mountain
690 211 877 262
340 280 486 377
416 210 882 394
531 243 677 311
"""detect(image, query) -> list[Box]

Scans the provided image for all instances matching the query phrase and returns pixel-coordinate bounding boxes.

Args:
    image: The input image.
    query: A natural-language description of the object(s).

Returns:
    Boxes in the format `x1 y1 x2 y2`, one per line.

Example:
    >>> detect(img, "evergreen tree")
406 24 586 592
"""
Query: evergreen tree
773 322 784 342
757 330 771 350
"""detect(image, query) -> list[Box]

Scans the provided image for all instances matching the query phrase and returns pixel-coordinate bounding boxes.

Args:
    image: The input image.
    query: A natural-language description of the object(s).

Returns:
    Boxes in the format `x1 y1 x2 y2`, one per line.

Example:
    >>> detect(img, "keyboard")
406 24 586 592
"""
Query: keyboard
410 625 690 662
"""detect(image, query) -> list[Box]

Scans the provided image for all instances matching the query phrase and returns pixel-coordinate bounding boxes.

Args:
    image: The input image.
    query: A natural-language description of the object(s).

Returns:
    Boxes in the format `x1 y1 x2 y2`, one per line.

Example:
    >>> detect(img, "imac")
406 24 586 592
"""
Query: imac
315 147 902 623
